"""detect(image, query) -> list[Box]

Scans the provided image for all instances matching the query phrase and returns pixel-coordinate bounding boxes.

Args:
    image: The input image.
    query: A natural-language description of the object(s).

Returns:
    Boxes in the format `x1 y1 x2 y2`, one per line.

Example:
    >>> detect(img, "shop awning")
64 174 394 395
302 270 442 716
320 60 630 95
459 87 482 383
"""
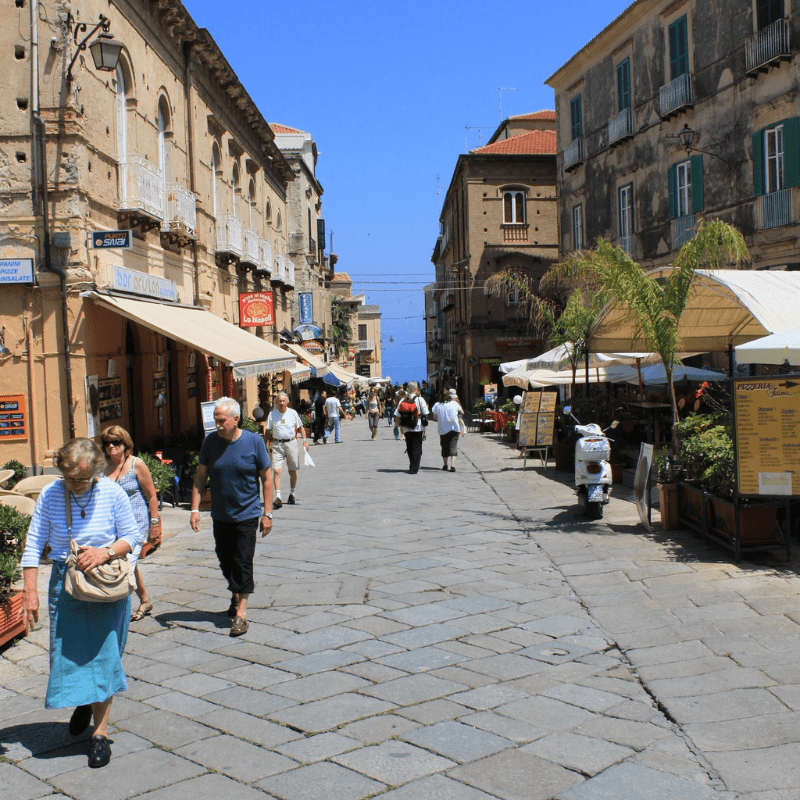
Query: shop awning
289 364 312 383
282 342 330 376
87 292 296 380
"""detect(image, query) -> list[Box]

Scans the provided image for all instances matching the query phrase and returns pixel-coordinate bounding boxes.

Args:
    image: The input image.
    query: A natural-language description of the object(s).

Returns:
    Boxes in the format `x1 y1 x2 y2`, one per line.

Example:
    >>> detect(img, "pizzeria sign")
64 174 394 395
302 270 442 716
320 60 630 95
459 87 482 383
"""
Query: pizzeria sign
239 291 274 327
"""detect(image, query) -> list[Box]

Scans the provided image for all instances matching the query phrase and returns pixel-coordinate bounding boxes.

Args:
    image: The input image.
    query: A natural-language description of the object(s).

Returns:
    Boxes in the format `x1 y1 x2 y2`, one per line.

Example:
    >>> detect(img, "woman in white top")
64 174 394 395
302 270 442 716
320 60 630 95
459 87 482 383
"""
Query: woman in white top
366 388 383 440
430 388 466 471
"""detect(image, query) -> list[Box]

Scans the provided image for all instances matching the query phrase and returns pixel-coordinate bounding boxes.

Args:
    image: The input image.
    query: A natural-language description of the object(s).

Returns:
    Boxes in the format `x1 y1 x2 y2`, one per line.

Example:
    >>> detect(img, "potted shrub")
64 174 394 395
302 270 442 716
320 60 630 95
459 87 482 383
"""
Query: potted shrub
1 459 27 489
0 503 31 646
655 453 679 531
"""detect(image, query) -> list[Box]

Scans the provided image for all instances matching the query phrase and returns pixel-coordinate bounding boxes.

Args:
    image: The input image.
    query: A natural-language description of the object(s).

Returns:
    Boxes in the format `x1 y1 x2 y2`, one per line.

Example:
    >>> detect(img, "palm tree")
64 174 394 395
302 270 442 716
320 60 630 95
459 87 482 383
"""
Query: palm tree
330 297 352 356
546 219 748 453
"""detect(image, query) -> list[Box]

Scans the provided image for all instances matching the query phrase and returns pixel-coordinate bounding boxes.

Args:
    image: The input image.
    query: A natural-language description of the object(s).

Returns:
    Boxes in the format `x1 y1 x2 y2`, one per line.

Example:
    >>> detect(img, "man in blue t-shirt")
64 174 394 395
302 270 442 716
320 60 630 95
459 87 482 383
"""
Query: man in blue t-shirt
190 397 273 636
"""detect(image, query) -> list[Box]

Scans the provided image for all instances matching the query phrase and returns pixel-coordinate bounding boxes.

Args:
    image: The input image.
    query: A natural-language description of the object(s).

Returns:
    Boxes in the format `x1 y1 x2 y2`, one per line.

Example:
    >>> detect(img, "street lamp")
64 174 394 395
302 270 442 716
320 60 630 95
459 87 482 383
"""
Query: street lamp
66 14 124 84
669 123 731 169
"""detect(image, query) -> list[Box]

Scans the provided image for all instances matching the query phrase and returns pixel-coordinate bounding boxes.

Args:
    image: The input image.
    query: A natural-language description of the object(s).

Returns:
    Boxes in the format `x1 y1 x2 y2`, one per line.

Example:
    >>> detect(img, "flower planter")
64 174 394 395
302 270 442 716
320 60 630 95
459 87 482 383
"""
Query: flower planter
707 495 782 547
677 481 705 536
504 428 518 443
0 591 27 648
658 482 679 531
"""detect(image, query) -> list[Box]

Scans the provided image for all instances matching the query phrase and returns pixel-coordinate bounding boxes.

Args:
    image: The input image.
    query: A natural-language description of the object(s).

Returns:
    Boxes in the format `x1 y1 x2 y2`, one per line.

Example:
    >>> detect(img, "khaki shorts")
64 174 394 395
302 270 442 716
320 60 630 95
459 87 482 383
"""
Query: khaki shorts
272 439 300 471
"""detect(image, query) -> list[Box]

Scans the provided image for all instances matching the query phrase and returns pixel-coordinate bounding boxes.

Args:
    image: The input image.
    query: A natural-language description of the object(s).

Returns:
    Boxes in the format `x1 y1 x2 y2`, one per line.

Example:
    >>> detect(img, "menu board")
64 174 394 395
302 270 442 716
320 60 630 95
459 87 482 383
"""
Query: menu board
734 377 800 496
518 391 557 447
0 394 27 440
98 378 122 423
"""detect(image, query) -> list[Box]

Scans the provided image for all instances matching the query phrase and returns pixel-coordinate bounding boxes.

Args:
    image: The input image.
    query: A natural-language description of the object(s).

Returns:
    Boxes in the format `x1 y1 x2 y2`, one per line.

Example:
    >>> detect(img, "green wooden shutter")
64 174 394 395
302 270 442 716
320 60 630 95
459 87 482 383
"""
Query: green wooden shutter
668 165 677 219
752 130 765 196
570 95 583 141
691 155 704 212
783 117 800 188
669 16 689 80
617 59 631 112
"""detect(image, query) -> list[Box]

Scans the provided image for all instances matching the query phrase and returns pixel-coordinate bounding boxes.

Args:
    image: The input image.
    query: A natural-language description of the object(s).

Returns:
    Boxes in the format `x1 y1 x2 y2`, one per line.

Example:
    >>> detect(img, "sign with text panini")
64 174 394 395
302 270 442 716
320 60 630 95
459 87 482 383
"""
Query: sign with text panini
0 258 34 284
0 394 27 440
239 291 274 327
734 376 800 496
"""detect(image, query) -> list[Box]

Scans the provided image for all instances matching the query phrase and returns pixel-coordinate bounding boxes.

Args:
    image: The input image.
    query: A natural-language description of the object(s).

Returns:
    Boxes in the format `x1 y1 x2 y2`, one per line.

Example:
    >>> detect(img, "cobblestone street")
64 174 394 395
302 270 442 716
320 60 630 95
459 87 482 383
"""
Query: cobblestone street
3 419 800 799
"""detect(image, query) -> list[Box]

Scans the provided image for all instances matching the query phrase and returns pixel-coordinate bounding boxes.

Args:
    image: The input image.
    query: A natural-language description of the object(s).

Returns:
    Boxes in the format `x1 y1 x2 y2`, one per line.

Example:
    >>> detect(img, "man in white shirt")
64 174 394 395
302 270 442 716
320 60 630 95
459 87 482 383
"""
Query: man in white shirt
266 392 308 507
323 393 344 444
394 381 429 474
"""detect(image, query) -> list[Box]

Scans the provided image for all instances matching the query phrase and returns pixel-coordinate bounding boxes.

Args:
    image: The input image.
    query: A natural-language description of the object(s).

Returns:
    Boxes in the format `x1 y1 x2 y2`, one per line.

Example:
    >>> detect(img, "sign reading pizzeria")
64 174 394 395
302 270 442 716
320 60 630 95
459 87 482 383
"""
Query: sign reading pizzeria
239 291 274 328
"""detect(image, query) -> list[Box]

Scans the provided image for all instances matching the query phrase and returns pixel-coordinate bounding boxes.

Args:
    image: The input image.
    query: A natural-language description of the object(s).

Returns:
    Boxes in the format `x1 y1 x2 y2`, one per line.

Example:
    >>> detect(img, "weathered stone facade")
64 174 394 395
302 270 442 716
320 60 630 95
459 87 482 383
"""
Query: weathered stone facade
547 0 799 270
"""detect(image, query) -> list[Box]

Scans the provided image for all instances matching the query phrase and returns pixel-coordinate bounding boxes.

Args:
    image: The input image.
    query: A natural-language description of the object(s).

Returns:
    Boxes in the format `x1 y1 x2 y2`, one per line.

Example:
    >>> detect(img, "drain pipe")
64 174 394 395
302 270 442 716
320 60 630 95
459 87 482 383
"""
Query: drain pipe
32 0 75 440
184 40 200 307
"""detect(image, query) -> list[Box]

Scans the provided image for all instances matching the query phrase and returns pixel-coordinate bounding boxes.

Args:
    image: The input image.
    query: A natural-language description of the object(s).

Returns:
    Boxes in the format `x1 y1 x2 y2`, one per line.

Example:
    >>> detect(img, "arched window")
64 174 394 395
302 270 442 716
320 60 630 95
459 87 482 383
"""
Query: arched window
248 179 256 229
211 142 222 219
265 198 272 225
115 65 127 158
231 163 240 221
503 190 526 224
276 209 282 231
157 96 172 187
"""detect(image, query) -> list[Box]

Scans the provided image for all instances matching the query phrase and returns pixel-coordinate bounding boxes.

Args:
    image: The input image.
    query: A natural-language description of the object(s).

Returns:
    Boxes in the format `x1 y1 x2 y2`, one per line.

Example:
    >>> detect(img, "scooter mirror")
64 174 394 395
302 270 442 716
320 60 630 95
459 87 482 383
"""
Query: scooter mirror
563 406 572 415
610 420 619 428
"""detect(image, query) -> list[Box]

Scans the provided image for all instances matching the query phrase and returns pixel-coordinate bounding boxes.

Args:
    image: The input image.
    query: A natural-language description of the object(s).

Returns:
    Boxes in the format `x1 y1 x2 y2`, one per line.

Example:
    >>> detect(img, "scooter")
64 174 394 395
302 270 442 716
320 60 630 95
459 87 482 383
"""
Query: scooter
563 406 618 520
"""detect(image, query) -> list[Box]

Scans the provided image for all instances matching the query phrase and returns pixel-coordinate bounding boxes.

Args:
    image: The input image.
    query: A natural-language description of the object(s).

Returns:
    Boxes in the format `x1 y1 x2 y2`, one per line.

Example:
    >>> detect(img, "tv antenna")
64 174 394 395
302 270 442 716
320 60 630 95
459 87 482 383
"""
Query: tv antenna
464 125 493 150
498 86 517 121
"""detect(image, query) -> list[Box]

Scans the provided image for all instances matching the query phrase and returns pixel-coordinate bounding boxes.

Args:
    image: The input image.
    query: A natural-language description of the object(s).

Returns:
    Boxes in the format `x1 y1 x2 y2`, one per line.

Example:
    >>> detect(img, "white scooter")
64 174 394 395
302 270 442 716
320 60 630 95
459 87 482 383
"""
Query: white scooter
563 406 618 520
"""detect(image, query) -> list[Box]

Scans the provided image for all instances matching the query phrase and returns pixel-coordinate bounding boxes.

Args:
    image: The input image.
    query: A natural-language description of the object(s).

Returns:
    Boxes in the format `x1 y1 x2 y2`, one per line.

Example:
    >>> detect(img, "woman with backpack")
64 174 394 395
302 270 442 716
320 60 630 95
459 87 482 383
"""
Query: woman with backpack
394 381 429 474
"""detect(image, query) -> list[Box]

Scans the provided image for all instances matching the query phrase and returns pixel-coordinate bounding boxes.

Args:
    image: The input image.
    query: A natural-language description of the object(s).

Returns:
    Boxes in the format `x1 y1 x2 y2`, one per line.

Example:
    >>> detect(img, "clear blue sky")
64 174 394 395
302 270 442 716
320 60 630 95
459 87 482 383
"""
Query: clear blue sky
183 0 632 383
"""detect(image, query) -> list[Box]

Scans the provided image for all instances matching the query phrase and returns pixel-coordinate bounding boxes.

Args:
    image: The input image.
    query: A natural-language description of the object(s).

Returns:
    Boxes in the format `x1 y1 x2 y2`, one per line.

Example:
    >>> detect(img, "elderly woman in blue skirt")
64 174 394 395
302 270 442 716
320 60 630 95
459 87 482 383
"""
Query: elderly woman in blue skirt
20 438 139 769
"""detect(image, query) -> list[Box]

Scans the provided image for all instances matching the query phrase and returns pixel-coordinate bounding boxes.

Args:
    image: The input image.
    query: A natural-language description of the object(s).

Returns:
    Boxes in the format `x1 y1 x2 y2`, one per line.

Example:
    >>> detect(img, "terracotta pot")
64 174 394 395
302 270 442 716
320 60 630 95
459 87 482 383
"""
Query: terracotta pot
658 482 679 530
0 591 27 648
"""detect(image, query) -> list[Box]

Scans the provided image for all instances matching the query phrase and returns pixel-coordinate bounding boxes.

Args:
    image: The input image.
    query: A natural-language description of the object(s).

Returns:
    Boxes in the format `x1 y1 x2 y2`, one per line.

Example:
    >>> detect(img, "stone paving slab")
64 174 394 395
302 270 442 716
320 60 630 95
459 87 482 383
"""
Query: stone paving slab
6 424 800 797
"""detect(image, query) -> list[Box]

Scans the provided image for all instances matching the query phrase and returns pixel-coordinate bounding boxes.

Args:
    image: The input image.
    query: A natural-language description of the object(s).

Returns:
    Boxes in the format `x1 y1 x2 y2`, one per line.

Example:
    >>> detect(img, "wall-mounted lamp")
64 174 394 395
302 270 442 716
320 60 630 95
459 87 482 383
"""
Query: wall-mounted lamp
0 327 11 357
669 123 731 169
66 14 125 84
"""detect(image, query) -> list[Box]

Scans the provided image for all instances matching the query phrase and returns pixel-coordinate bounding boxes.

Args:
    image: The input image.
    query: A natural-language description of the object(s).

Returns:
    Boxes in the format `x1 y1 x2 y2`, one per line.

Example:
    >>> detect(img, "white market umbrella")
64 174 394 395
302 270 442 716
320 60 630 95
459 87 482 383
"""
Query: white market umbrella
735 326 800 366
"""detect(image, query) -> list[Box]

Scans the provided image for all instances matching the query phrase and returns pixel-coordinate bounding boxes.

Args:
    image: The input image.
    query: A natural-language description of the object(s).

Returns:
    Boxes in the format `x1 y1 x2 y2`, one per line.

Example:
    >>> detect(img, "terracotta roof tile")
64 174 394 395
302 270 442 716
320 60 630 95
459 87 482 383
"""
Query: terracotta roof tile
472 129 556 155
510 110 556 121
331 273 351 282
270 123 305 134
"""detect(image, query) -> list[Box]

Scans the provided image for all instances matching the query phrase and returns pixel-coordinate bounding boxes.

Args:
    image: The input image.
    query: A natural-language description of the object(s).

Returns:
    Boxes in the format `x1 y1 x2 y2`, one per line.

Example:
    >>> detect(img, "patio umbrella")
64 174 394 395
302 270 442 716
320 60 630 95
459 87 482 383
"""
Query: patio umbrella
734 326 800 366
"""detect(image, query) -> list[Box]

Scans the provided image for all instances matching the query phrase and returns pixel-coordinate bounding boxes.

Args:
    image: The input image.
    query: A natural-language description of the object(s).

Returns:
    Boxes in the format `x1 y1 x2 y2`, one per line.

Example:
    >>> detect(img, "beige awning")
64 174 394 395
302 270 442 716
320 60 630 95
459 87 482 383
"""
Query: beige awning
87 292 296 380
589 269 800 352
282 342 330 376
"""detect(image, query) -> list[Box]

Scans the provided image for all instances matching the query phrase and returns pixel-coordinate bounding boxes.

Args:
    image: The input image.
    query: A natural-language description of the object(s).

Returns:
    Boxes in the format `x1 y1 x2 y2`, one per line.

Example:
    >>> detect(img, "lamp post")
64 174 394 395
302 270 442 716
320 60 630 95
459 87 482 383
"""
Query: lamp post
66 14 125 84
671 123 731 169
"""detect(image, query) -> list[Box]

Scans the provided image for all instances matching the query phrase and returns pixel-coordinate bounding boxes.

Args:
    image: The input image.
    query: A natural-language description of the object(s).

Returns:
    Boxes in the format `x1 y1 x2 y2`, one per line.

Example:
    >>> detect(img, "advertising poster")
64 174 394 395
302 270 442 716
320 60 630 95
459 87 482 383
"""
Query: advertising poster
539 392 557 413
536 413 555 446
518 414 537 447
0 394 27 440
484 383 498 404
239 291 275 327
299 292 313 325
734 377 800 496
98 377 123 423
522 392 541 414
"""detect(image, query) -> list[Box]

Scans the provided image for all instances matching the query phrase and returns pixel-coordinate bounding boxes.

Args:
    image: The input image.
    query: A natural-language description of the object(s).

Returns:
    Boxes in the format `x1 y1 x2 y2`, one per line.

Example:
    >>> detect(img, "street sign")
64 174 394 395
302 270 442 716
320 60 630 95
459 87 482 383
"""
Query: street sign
91 230 133 249
0 259 34 285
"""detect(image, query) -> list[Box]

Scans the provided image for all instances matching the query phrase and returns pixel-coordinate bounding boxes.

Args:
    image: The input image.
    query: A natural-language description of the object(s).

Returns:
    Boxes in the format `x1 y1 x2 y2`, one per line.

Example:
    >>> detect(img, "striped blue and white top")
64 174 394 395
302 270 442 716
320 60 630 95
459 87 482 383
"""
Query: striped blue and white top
20 477 140 567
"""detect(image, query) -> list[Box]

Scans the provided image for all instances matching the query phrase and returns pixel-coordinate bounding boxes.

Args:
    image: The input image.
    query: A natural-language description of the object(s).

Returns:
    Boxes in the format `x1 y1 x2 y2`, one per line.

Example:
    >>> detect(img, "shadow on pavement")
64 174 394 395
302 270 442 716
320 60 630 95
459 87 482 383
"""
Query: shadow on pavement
153 610 230 630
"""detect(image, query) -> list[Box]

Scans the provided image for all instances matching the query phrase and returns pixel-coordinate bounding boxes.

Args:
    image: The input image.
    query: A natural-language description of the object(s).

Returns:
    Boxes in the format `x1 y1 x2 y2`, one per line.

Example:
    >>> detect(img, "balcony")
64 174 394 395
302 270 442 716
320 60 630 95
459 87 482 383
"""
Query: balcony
118 154 164 220
659 73 693 118
215 215 243 259
442 290 455 309
608 107 633 145
746 18 791 73
617 235 635 256
257 238 272 276
502 224 528 243
755 189 793 230
161 183 196 240
272 254 286 284
563 137 584 171
671 214 696 249
285 260 295 289
358 339 375 352
240 228 260 267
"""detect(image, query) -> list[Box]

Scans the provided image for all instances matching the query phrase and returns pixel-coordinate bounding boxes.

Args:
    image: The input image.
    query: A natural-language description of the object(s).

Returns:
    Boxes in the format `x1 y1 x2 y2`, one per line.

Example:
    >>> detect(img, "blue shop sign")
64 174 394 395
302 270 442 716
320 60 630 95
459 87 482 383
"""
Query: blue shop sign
299 292 313 324
91 230 133 249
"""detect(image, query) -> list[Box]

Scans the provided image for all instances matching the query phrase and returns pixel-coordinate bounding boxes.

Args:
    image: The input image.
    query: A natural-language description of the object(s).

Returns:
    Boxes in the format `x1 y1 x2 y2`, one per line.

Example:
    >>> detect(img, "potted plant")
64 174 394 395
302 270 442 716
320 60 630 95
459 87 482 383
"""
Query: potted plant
1 459 27 489
655 452 679 531
504 419 517 443
0 503 31 647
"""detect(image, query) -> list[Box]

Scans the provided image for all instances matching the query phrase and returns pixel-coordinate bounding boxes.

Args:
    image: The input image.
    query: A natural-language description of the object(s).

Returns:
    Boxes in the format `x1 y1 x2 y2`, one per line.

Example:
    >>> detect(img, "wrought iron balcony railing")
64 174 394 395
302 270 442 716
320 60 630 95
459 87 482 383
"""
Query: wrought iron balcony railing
659 73 693 118
563 137 584 171
608 107 633 145
746 18 791 73
118 154 164 220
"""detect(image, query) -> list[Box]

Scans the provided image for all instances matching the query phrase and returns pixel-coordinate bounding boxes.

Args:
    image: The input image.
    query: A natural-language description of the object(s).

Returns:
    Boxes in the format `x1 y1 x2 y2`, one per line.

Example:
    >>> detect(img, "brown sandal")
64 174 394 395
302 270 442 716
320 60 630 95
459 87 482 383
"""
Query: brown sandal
131 600 153 621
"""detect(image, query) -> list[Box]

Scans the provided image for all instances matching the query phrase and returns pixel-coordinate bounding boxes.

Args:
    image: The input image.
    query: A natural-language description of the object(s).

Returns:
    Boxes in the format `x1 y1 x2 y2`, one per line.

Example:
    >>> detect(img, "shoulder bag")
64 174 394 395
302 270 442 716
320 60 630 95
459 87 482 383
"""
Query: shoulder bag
62 483 135 603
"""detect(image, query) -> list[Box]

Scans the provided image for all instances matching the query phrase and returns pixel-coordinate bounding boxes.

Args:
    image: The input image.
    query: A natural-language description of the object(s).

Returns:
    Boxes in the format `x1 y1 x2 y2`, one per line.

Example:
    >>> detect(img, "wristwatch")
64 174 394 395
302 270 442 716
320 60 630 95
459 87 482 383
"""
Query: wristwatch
263 512 273 519
105 546 115 561
150 517 160 525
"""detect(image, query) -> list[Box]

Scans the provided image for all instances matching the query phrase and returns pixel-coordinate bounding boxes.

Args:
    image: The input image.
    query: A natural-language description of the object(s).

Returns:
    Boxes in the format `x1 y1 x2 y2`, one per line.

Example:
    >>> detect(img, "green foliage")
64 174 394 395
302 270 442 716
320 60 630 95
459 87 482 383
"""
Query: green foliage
473 398 491 412
331 297 353 355
240 417 260 433
500 398 518 416
0 503 30 602
300 413 311 429
185 451 199 481
138 453 176 497
2 460 27 489
677 412 735 499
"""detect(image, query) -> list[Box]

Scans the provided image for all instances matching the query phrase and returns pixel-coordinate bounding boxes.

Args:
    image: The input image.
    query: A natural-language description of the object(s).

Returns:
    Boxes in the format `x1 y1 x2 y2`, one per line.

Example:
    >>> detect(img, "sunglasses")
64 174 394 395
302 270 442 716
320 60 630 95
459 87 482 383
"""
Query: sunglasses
104 439 124 447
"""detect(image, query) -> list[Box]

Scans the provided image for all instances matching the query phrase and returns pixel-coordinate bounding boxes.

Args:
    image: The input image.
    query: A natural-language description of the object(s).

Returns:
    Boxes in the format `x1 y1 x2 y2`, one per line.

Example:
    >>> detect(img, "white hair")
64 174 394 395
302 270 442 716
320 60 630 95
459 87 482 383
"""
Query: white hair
215 396 240 418
276 391 289 402
406 381 419 394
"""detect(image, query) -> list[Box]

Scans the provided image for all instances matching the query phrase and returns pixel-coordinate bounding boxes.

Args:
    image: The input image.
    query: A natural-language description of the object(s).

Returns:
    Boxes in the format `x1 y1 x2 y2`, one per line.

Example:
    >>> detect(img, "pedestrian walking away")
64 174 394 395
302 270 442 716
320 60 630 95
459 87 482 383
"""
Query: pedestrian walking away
384 385 396 426
394 381 429 473
366 387 383 440
101 425 162 622
20 438 140 769
312 390 327 443
190 397 273 637
430 388 466 471
324 392 344 443
266 391 309 507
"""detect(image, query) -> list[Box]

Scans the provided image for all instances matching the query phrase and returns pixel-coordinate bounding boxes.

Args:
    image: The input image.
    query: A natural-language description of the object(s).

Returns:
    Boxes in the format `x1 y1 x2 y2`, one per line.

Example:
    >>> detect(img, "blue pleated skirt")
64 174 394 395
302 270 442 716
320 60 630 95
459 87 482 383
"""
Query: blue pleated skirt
45 562 130 709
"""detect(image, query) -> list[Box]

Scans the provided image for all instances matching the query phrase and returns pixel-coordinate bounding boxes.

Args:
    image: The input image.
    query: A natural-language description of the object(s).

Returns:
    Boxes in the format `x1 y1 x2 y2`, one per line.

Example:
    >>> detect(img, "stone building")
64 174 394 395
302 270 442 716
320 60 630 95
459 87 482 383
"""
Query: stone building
329 274 383 379
430 112 558 403
546 0 799 271
0 0 311 467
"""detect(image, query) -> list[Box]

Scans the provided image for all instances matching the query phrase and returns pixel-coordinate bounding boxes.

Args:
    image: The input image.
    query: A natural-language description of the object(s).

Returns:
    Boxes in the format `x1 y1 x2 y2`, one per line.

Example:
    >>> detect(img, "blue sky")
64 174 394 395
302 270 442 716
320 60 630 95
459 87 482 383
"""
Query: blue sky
182 0 632 382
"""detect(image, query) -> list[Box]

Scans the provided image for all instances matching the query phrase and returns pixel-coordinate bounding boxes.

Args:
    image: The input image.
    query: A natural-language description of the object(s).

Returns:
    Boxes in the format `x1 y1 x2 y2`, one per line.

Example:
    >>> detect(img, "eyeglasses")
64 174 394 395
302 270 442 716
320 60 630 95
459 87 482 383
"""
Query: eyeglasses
104 439 123 447
63 474 94 485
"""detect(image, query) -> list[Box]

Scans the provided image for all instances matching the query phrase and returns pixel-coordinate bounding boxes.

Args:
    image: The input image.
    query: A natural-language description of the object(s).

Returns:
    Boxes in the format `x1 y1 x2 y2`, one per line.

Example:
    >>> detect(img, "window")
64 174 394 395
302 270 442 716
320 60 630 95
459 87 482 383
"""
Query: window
358 324 368 340
668 156 704 217
115 65 127 158
231 163 240 220
572 204 584 250
618 184 634 238
570 95 583 140
503 191 525 224
668 15 689 80
211 143 221 219
157 97 172 186
757 0 784 30
616 59 631 112
753 118 800 195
